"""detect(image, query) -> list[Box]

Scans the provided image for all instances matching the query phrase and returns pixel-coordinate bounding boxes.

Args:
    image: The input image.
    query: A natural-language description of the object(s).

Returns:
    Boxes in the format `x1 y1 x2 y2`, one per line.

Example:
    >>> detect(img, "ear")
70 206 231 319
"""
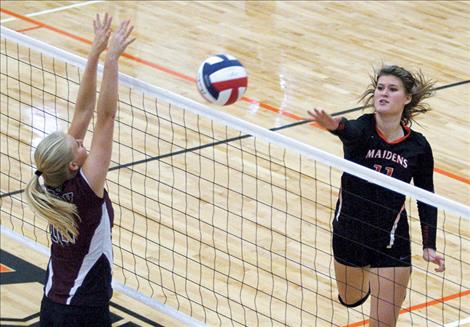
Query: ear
69 161 79 172
404 94 412 105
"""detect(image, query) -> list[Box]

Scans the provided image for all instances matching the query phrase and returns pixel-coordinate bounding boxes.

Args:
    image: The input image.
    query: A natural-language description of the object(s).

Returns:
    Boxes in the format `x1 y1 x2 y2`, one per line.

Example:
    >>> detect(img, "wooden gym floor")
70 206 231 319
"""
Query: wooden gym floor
1 1 469 326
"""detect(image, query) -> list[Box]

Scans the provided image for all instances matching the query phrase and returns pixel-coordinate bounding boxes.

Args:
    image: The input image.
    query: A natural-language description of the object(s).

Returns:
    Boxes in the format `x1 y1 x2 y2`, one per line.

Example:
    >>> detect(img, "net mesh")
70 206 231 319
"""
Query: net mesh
1 29 469 327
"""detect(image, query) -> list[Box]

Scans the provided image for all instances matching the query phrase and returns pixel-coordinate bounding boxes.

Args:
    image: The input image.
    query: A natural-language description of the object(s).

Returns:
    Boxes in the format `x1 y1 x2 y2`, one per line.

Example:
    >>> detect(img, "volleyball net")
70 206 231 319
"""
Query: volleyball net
1 26 469 327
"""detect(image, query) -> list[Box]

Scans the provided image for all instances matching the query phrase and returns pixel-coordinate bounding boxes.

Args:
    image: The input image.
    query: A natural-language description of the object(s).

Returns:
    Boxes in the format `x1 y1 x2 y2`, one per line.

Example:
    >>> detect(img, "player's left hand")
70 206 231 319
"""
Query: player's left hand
423 248 445 272
106 19 135 60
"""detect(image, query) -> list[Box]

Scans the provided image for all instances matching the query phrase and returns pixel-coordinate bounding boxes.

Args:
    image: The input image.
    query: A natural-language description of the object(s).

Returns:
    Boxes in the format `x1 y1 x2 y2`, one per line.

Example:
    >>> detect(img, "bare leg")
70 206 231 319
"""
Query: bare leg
369 266 411 327
334 260 370 306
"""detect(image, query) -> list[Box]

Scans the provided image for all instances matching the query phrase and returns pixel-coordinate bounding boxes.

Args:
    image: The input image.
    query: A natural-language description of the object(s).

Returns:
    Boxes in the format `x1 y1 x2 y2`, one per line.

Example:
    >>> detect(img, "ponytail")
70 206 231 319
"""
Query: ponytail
24 131 80 243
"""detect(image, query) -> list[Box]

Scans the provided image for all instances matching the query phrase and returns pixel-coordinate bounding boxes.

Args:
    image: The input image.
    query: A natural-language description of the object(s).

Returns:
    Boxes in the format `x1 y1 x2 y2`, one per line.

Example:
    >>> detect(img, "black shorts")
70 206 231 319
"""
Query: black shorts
40 296 111 327
332 219 411 268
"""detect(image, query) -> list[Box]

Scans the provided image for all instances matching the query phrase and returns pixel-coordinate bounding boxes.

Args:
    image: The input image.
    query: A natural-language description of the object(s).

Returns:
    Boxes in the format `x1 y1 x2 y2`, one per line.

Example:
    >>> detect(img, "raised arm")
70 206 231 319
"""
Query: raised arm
81 19 135 197
68 13 112 140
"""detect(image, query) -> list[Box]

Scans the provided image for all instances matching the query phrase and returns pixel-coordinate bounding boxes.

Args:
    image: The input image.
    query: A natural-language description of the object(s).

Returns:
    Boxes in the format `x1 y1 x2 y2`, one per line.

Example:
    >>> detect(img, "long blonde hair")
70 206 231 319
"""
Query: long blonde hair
24 131 80 243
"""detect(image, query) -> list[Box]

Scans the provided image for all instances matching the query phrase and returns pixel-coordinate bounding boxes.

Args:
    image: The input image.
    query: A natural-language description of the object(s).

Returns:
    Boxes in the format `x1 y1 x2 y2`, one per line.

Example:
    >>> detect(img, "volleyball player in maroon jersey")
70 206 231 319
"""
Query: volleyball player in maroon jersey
307 65 445 327
25 14 135 326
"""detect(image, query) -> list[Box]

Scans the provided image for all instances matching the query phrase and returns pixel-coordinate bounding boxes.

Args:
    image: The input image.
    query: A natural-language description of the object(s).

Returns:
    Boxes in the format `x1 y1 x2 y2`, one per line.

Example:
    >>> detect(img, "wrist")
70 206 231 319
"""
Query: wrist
105 52 121 61
329 118 346 133
88 48 101 61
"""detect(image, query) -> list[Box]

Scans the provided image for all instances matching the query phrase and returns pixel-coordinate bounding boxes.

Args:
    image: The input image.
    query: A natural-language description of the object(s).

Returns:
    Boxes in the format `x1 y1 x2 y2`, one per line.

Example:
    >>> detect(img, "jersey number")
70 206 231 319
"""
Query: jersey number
50 225 74 244
373 164 394 177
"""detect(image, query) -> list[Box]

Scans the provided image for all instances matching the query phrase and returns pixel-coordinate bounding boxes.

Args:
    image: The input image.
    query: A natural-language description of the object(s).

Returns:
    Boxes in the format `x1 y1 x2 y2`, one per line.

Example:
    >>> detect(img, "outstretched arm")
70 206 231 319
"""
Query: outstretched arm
68 13 112 140
82 19 135 197
307 108 341 131
307 108 367 147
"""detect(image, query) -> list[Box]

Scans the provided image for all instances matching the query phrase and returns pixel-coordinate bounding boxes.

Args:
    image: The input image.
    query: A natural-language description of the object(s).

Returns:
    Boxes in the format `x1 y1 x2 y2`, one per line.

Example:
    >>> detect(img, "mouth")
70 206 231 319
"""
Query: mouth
378 99 389 105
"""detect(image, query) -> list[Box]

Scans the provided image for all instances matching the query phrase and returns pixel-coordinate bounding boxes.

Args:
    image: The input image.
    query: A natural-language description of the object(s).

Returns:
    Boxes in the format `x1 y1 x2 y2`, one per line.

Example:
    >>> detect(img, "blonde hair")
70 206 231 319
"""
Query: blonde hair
24 131 80 243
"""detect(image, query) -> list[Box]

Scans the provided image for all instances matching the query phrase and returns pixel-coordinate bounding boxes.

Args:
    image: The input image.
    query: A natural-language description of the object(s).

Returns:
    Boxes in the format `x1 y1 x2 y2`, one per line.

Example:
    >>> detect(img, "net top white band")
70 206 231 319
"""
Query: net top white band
2 25 469 219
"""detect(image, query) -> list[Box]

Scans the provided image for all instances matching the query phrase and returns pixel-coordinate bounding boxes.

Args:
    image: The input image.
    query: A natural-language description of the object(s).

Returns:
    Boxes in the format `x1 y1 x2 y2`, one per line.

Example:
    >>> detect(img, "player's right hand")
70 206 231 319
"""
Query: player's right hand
92 13 112 55
307 108 341 131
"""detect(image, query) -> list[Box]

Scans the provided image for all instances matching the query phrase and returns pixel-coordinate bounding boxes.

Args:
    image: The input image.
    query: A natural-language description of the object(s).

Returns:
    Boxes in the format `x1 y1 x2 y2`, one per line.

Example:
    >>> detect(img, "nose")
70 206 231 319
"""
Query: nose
379 88 389 97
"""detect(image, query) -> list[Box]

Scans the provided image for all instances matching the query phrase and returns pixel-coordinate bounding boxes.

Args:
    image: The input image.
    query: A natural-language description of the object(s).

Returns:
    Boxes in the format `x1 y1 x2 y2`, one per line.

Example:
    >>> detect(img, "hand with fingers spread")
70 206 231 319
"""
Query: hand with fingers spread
307 108 342 131
91 13 112 55
106 19 136 60
423 248 445 272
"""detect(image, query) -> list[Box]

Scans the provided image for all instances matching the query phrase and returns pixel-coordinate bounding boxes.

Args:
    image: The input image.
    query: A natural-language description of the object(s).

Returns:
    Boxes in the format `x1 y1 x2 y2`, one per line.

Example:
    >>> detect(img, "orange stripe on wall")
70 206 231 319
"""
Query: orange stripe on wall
1 7 468 186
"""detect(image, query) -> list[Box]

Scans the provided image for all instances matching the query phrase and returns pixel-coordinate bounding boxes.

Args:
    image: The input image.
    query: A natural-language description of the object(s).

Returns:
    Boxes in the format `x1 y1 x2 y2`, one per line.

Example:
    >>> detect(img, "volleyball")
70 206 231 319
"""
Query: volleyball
196 54 248 106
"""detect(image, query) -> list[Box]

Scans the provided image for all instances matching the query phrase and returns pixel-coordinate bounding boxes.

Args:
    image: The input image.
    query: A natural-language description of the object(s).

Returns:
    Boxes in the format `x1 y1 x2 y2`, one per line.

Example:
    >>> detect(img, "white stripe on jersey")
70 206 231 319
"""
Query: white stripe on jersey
335 189 343 222
45 259 54 296
103 203 113 268
64 170 113 304
66 202 112 304
386 203 406 249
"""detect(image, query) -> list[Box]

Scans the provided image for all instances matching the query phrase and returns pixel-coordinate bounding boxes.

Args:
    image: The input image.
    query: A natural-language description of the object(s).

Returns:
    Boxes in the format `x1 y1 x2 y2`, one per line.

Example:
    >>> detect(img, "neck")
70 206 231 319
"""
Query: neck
374 113 404 142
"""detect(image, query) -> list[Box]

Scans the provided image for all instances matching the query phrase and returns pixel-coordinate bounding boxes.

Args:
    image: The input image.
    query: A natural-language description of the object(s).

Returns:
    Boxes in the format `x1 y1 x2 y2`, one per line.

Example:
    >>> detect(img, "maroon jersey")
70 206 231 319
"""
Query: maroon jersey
44 170 114 306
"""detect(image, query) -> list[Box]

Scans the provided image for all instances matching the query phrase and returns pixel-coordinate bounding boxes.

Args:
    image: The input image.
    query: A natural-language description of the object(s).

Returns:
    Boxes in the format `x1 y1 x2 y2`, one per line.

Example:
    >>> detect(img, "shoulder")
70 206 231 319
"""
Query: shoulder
409 129 431 148
348 113 373 122
408 129 433 158
64 170 104 205
339 113 373 126
352 113 374 126
347 113 374 131
358 113 374 121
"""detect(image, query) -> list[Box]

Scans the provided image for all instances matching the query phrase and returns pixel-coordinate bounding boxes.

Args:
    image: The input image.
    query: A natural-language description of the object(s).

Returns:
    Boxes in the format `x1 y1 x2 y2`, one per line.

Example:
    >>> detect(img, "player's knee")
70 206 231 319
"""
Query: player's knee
338 289 371 308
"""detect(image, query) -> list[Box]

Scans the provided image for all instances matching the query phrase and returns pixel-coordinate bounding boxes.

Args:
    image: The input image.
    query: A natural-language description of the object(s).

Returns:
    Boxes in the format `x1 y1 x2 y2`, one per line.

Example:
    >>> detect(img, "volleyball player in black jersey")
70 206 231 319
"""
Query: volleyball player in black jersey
25 14 135 326
307 65 445 327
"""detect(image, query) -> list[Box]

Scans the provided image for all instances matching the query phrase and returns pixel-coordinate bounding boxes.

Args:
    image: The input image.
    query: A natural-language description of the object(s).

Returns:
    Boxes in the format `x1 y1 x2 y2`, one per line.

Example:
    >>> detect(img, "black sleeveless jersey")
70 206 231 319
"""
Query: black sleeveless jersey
44 170 114 306
331 113 437 249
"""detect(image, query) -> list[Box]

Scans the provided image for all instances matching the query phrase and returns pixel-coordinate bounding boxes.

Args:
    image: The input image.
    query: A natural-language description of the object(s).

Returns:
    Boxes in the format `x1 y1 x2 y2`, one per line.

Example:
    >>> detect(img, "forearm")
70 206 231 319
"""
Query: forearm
417 184 437 250
418 200 438 249
415 141 437 249
97 56 119 120
69 49 101 139
75 50 100 114
329 117 363 143
420 220 437 250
